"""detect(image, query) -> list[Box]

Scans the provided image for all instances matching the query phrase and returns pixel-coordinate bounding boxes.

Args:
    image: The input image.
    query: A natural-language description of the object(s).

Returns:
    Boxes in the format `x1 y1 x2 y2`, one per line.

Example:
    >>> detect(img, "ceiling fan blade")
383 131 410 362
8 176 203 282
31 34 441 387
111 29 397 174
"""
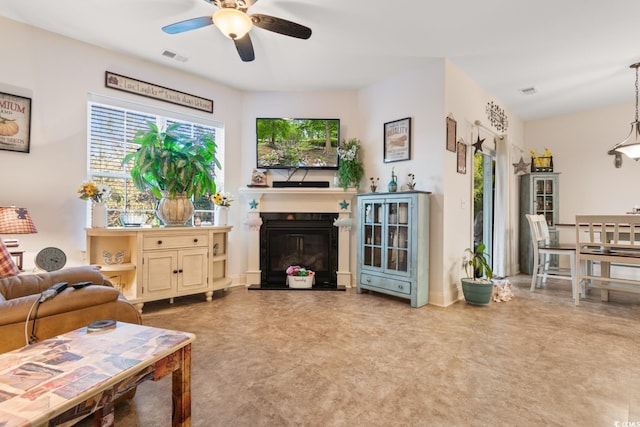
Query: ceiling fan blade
250 14 312 39
162 16 214 34
234 34 255 62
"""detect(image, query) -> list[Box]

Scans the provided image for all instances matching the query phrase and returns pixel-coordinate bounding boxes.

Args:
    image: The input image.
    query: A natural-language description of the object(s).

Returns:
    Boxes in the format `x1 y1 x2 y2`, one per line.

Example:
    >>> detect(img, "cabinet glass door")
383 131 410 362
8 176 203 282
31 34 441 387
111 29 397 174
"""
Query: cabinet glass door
363 201 383 268
386 201 409 272
535 178 555 226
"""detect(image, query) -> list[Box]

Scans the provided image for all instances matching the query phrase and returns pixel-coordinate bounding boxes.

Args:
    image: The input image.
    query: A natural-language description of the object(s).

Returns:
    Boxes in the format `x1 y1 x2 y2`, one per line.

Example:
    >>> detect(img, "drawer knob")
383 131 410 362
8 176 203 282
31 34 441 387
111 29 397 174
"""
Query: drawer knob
398 285 404 290
366 277 371 283
193 238 198 243
173 269 178 274
157 240 163 245
178 269 183 273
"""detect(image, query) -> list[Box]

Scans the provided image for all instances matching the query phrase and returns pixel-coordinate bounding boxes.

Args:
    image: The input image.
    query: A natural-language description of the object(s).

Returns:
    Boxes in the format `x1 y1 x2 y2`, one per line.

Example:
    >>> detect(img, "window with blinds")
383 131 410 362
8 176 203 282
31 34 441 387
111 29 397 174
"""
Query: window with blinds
87 102 222 226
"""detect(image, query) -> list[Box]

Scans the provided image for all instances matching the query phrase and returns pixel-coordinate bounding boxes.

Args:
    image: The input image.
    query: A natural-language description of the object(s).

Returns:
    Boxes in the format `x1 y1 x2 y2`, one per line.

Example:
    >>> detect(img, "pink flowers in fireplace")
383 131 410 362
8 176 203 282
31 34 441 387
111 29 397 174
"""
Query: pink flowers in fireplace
286 265 314 277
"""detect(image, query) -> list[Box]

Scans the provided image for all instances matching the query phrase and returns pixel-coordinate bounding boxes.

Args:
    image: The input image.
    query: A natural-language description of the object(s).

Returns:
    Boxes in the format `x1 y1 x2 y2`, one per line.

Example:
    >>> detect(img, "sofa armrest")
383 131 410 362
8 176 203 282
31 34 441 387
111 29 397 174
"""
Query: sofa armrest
0 285 120 326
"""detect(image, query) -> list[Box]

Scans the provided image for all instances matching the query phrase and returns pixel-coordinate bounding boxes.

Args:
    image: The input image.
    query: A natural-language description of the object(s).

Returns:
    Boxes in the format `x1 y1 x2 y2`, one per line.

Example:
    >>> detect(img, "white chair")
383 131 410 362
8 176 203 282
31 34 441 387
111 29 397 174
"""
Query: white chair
526 214 577 299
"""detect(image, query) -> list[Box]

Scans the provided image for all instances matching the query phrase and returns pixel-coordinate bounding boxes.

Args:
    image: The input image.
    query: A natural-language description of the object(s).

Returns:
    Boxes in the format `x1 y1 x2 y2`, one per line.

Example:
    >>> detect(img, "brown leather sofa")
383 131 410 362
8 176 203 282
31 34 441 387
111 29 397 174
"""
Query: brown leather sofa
0 265 142 353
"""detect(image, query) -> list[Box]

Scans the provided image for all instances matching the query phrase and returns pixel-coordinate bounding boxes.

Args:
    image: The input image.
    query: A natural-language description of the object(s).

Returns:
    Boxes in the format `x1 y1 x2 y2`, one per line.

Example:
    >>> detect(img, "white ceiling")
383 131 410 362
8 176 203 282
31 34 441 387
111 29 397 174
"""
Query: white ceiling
1 0 640 121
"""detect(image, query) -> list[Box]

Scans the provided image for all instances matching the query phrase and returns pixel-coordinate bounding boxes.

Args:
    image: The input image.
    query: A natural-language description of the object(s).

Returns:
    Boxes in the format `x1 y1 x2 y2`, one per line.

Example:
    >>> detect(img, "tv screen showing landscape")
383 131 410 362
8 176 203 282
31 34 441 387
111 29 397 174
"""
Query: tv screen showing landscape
256 118 340 169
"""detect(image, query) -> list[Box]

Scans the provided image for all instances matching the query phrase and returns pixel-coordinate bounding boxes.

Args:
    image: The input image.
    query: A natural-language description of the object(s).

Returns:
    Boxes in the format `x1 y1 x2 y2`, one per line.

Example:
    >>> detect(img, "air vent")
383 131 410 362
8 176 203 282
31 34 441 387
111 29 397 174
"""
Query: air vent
161 49 188 63
519 87 537 95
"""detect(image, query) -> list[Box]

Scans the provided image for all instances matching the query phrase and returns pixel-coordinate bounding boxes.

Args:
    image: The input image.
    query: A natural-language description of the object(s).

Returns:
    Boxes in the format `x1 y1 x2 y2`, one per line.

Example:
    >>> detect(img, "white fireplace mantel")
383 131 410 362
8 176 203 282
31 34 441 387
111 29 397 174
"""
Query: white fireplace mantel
239 187 357 287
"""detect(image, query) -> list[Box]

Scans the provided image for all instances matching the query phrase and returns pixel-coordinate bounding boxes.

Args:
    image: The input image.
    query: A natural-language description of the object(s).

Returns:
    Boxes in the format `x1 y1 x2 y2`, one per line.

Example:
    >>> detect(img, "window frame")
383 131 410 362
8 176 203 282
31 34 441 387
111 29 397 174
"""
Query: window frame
86 94 224 227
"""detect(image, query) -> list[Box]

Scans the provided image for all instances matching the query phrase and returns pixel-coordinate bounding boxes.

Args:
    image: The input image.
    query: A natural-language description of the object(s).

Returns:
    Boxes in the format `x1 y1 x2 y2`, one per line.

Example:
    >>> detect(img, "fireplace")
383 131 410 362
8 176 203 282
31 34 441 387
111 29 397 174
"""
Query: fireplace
260 213 338 287
239 187 357 288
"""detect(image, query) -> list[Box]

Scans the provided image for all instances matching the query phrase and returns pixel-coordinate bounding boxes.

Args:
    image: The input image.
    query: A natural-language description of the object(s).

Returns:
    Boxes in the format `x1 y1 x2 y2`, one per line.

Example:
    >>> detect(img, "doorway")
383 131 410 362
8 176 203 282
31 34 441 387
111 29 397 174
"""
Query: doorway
473 151 496 267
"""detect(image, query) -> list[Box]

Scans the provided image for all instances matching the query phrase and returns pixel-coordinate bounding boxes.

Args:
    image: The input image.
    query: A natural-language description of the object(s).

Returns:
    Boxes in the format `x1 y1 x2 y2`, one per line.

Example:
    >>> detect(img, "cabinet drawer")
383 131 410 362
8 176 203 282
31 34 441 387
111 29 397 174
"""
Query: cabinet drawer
360 273 411 295
143 234 208 250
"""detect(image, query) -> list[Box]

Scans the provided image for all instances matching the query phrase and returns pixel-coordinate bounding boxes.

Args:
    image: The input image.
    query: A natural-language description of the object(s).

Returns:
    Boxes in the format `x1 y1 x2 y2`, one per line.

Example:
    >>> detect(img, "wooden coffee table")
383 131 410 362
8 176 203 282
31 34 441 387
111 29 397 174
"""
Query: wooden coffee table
0 322 195 426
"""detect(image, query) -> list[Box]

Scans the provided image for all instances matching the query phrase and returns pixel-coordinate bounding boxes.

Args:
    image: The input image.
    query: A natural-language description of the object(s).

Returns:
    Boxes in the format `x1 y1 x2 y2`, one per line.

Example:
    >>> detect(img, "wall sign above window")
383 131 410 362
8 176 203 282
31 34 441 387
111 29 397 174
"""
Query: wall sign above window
105 71 214 114
486 101 508 132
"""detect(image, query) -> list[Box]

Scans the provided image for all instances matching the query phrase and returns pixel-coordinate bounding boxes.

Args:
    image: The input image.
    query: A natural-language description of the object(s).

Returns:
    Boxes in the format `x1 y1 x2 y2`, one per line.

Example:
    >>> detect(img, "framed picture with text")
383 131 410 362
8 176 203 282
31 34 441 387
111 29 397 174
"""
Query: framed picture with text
0 91 31 154
383 117 411 163
456 140 467 174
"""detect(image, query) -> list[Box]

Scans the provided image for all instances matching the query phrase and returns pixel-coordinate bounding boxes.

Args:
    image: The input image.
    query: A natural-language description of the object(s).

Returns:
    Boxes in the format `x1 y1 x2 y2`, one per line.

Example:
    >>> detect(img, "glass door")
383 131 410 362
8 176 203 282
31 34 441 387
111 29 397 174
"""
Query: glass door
386 199 410 274
362 201 383 268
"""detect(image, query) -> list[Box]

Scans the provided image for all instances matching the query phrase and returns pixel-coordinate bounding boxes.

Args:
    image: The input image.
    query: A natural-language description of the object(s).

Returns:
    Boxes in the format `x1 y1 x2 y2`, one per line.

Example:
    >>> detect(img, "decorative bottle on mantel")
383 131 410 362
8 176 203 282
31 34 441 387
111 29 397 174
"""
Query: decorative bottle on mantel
388 167 398 192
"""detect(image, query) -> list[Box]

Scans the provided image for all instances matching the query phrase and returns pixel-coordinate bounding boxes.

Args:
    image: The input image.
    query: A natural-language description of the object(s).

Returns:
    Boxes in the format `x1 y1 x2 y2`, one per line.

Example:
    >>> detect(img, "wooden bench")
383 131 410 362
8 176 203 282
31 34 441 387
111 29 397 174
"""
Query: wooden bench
575 215 640 305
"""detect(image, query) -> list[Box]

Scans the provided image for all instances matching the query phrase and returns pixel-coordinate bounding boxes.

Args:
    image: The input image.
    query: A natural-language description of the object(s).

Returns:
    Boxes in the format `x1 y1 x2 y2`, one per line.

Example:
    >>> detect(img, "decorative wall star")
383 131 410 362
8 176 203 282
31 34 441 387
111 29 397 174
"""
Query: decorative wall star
249 199 259 209
473 135 485 154
512 156 530 174
339 200 349 210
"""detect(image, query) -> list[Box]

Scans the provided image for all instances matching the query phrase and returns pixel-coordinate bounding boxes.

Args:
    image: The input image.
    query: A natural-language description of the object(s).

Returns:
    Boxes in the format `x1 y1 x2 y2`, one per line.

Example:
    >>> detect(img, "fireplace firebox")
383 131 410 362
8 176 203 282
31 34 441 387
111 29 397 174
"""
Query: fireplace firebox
259 212 338 288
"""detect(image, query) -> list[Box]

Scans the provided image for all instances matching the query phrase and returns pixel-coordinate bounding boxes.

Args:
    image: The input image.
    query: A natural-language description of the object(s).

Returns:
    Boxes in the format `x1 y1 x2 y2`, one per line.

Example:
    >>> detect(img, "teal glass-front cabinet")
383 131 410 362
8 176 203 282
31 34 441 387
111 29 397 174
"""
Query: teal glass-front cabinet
356 191 430 307
519 172 560 274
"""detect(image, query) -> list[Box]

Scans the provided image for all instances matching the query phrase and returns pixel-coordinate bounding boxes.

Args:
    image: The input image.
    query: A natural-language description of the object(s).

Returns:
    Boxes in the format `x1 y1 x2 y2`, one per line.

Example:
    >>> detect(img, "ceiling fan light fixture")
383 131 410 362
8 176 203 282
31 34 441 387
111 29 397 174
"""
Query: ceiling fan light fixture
610 62 640 161
213 8 253 40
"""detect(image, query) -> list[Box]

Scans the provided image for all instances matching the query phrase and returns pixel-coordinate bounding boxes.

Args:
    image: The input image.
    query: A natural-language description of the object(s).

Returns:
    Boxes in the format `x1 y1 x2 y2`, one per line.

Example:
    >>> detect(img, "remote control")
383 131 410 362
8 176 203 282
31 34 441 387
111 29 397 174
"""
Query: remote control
72 281 92 289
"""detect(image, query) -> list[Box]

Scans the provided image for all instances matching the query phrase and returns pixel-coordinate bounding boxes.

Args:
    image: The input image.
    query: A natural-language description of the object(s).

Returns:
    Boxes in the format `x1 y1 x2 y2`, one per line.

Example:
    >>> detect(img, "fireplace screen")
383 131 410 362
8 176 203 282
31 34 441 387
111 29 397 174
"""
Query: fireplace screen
260 213 338 286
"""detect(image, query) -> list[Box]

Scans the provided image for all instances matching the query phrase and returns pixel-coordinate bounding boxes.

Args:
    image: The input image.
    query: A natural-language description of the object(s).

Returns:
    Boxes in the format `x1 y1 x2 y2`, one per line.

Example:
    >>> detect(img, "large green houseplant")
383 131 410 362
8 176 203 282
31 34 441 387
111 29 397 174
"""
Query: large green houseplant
123 122 220 226
461 243 494 305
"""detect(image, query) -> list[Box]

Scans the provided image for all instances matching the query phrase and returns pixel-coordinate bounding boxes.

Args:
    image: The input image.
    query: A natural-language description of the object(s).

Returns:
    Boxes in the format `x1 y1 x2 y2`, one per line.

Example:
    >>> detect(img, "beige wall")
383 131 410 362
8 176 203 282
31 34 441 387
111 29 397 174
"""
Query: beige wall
525 102 640 244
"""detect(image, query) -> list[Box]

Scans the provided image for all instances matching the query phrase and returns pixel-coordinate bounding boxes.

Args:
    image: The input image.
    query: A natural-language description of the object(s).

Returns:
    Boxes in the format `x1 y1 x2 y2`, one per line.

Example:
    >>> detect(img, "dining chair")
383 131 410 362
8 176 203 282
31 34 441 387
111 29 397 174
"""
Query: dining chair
526 214 577 299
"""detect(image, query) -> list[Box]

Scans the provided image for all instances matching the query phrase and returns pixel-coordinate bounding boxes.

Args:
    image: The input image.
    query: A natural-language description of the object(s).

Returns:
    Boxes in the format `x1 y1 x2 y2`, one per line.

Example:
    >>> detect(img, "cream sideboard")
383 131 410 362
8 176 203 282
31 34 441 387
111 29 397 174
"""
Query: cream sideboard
86 226 232 312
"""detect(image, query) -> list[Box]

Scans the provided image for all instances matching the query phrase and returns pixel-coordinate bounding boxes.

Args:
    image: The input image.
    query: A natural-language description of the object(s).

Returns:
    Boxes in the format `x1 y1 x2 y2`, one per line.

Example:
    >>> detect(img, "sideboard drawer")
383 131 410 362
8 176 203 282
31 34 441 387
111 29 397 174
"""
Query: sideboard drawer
360 273 411 295
143 234 209 250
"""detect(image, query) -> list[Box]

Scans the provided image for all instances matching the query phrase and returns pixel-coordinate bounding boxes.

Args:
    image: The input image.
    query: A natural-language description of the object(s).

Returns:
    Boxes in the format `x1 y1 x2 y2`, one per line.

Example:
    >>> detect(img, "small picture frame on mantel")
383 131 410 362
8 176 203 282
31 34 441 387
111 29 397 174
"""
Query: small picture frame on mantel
248 169 268 187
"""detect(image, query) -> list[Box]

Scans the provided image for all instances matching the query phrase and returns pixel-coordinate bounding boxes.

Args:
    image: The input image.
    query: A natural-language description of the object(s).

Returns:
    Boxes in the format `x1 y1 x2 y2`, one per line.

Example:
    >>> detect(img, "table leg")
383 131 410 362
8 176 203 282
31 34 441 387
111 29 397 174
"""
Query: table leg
94 388 115 427
601 261 610 302
172 343 192 427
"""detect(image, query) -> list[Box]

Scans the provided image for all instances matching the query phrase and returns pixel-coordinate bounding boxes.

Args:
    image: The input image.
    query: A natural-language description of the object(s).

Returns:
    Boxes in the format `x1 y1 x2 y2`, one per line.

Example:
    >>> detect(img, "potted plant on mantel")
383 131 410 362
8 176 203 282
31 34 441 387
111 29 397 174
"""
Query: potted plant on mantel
336 138 365 190
461 243 494 305
123 122 221 226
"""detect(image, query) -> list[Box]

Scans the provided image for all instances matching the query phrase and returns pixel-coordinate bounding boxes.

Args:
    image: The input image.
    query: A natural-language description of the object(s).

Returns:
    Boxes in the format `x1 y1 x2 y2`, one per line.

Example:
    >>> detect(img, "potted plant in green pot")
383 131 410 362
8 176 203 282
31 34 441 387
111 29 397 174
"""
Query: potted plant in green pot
461 243 494 305
123 122 220 226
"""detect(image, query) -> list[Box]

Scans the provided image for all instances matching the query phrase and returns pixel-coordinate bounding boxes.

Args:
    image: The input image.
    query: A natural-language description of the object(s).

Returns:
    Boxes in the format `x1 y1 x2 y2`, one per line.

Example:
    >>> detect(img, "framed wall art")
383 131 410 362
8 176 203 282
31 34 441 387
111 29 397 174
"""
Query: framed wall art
383 117 411 163
446 114 456 152
456 140 467 174
0 91 32 154
105 71 214 113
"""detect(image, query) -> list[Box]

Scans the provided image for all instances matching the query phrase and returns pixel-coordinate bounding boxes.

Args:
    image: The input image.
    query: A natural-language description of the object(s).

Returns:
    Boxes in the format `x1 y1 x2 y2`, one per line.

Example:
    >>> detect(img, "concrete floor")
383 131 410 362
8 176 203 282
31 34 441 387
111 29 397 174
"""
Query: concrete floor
78 275 640 426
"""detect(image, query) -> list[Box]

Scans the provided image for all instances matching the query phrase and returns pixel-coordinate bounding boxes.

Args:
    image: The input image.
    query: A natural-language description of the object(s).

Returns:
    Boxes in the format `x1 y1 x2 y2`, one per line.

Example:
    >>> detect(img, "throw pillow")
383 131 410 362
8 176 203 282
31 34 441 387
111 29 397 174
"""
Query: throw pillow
0 239 19 278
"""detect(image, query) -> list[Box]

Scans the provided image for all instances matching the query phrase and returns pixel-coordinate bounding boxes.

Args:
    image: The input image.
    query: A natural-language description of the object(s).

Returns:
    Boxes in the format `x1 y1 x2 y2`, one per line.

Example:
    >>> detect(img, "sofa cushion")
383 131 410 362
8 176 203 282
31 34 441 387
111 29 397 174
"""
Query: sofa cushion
0 239 19 279
0 265 109 300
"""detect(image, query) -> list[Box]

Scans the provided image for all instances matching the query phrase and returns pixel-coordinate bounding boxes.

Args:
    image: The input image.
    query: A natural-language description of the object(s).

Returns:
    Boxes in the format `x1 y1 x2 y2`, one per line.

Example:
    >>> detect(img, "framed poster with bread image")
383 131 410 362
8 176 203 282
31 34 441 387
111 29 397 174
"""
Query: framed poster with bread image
0 91 31 154
383 117 411 163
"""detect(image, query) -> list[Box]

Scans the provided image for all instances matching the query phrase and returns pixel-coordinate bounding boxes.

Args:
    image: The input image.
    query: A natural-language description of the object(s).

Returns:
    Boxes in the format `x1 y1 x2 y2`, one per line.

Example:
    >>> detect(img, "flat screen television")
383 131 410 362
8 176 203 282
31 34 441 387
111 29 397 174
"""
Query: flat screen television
256 118 340 169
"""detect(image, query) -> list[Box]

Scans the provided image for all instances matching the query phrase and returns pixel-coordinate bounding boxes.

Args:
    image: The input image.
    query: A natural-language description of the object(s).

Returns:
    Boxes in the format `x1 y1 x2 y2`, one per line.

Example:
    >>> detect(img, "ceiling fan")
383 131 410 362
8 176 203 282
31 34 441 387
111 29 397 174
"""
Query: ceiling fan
162 0 312 62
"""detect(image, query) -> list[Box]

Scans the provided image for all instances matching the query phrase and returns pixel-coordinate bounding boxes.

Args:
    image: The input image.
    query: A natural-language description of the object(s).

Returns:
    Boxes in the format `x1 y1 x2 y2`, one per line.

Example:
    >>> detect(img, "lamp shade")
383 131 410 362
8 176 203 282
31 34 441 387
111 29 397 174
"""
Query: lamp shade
0 207 38 234
212 8 253 40
610 63 640 162
612 121 640 160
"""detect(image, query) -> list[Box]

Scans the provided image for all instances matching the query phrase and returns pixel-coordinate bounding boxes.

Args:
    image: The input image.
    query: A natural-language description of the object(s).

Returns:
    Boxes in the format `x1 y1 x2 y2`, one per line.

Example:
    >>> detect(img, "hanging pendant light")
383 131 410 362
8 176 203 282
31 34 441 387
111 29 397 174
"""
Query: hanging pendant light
610 62 640 162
